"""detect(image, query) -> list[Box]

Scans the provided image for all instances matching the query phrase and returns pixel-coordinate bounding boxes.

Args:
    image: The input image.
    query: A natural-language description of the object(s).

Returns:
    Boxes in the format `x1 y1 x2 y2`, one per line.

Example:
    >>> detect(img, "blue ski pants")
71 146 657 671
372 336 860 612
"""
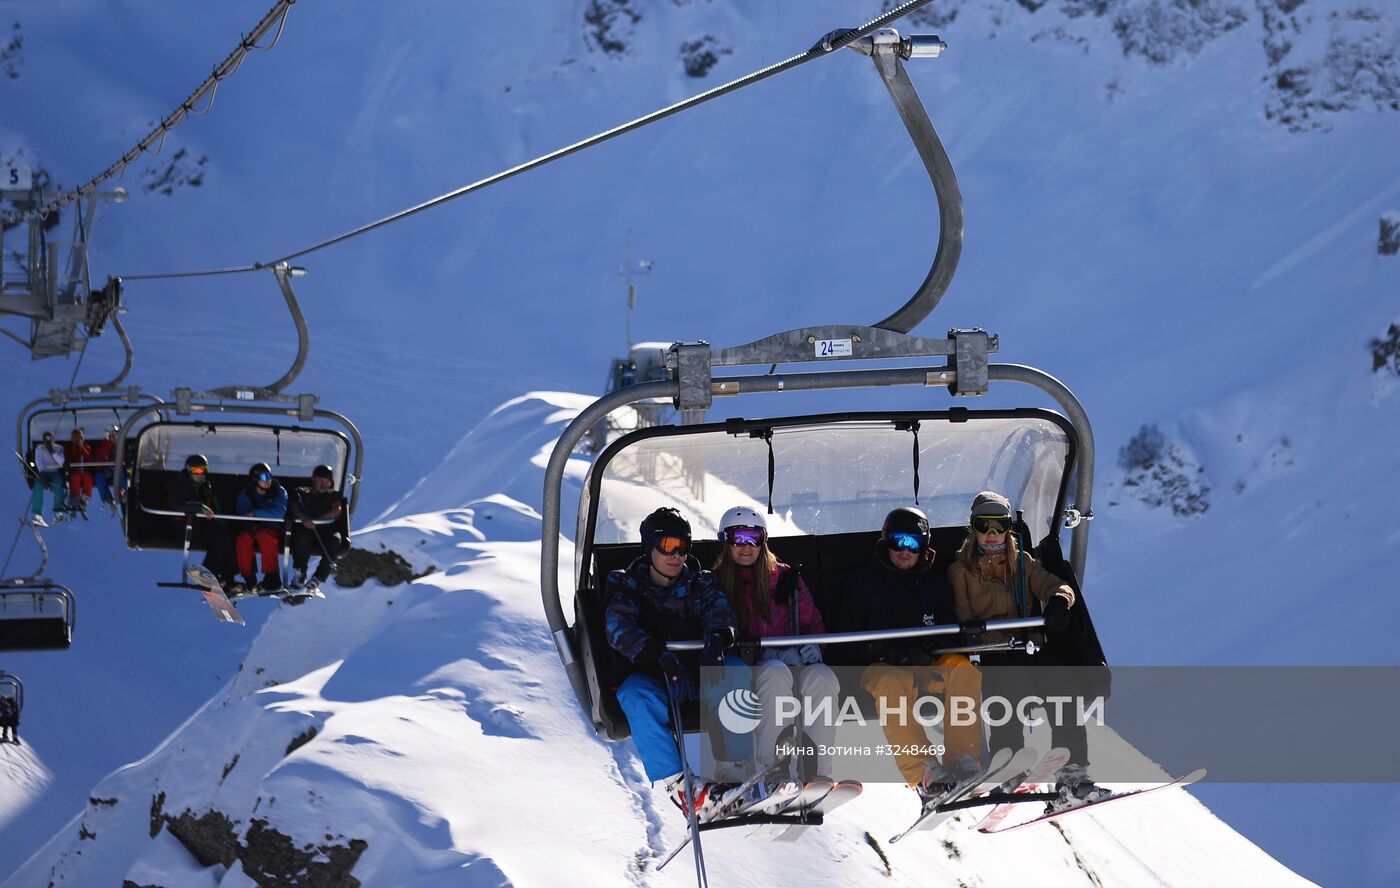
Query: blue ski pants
29 471 64 516
617 655 752 783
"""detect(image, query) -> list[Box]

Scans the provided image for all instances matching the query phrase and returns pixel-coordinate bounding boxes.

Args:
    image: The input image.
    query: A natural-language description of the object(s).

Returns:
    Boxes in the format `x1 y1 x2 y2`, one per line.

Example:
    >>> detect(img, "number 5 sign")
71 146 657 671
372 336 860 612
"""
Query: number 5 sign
4 166 33 189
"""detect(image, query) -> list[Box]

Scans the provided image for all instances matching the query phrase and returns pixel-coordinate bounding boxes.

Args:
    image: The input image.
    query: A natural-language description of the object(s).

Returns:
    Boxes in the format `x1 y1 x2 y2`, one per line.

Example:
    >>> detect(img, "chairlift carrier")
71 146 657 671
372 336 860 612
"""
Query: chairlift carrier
540 28 1105 743
114 263 363 558
0 672 21 714
0 582 76 652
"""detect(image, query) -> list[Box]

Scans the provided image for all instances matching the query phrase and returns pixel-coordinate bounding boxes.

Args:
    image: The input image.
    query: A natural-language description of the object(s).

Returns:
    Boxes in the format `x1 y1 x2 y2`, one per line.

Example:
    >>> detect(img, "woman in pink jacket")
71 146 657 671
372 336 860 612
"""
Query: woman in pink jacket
711 506 841 782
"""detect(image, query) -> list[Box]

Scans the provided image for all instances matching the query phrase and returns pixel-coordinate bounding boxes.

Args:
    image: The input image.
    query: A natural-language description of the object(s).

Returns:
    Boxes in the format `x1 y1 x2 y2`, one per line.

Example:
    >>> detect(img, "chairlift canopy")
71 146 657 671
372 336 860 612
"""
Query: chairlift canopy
22 399 163 456
581 410 1073 568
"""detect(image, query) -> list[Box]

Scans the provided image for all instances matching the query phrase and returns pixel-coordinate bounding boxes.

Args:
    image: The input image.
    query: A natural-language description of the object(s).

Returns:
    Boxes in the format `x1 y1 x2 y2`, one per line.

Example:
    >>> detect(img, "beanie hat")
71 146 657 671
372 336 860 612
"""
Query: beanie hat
970 491 1012 519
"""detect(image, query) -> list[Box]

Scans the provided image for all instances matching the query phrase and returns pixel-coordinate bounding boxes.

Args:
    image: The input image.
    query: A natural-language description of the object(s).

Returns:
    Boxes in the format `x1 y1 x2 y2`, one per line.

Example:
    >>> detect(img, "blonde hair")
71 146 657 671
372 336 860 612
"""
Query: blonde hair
713 540 778 636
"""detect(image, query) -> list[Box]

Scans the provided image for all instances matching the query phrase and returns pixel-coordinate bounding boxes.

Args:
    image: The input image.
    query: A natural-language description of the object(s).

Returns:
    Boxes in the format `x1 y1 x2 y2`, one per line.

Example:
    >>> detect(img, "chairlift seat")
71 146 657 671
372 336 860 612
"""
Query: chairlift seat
0 588 75 651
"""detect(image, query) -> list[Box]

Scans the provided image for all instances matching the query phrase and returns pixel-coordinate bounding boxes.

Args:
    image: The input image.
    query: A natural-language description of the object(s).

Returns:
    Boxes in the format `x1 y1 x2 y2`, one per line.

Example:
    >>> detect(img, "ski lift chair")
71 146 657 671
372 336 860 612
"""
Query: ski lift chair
120 419 360 580
0 672 21 714
564 408 1102 741
113 263 363 584
19 390 167 517
0 583 76 651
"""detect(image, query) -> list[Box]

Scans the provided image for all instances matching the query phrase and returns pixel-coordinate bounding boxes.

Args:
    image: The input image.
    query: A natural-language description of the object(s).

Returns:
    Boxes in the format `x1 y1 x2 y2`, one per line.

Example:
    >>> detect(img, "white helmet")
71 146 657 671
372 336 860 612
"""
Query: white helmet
719 505 766 533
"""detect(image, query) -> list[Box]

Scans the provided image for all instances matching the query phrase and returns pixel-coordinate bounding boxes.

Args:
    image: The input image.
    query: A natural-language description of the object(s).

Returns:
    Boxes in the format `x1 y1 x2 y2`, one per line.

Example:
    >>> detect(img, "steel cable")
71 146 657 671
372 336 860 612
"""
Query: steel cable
24 0 297 223
117 0 936 281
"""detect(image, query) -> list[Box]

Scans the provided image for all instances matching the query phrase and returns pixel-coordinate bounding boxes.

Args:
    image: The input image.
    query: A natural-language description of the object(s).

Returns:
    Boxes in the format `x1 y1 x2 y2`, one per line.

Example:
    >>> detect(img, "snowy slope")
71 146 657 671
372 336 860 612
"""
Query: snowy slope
1 0 1398 884
3 394 1310 888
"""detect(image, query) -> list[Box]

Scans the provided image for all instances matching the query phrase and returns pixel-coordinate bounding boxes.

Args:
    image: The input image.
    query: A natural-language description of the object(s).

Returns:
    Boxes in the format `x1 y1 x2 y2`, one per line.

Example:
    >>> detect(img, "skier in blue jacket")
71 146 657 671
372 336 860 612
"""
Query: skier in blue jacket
606 507 749 821
233 462 288 593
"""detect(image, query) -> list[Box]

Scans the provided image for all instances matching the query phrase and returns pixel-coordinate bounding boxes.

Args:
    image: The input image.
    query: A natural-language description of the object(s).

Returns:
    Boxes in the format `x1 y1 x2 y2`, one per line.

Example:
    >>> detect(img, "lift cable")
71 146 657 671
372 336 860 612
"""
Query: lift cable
20 0 296 224
117 0 936 282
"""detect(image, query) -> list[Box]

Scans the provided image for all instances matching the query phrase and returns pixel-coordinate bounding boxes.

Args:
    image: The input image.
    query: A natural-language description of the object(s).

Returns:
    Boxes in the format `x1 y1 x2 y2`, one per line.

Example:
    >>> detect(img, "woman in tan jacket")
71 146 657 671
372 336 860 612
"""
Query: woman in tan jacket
948 491 1108 812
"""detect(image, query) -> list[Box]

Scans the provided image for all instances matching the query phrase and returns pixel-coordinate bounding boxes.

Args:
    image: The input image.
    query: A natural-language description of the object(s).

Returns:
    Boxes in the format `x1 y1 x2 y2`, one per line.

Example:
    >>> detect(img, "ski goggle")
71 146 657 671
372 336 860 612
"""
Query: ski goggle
255 471 272 482
886 531 926 552
187 466 207 477
654 536 691 556
972 518 1009 535
722 526 765 548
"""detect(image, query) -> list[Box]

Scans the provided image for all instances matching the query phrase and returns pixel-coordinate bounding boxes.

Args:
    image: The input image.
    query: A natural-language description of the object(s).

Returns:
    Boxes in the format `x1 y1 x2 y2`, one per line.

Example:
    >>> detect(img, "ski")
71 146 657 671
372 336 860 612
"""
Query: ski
656 758 798 871
702 755 794 823
714 775 803 822
778 777 836 815
979 768 1207 834
970 746 1070 832
745 777 834 838
281 585 326 603
184 568 245 625
889 747 1030 843
774 781 862 842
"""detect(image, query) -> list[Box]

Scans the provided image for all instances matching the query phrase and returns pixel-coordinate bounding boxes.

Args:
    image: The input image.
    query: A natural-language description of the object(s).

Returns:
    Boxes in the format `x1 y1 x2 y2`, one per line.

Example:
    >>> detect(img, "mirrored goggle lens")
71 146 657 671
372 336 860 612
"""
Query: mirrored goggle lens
888 531 924 552
973 518 1008 535
256 471 272 482
725 526 765 547
655 536 690 556
189 466 207 476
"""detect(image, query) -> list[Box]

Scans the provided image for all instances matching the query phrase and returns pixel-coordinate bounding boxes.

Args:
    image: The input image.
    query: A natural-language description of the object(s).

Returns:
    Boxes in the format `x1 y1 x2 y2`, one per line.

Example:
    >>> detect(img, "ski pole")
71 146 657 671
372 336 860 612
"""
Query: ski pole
668 690 709 888
295 492 343 572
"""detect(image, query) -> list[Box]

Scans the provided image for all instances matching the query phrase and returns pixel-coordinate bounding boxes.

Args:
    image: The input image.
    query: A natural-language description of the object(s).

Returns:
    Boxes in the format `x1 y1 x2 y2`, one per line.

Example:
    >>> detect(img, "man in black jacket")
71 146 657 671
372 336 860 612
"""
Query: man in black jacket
288 464 346 593
840 507 984 808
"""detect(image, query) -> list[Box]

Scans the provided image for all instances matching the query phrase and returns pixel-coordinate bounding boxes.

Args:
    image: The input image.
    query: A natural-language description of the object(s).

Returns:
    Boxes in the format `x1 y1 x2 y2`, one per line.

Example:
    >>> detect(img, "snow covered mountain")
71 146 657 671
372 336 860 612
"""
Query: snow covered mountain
2 394 1310 887
2 0 1398 884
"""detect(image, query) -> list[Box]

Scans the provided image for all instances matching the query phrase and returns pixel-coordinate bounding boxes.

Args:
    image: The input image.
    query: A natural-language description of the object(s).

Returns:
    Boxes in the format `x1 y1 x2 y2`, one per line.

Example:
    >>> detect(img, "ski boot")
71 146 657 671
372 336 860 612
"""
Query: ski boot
917 755 980 809
1047 763 1113 813
665 776 728 822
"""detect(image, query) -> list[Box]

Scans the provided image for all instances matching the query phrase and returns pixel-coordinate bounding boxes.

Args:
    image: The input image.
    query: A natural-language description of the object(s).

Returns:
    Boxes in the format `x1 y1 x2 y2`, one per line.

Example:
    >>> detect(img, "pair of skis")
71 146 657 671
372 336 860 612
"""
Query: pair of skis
658 770 864 870
889 746 1031 842
892 745 1206 840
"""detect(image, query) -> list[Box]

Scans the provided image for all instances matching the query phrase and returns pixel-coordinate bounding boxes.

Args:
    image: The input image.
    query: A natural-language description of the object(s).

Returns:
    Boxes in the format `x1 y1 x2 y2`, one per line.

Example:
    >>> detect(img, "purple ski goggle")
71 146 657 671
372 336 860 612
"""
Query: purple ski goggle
722 525 766 548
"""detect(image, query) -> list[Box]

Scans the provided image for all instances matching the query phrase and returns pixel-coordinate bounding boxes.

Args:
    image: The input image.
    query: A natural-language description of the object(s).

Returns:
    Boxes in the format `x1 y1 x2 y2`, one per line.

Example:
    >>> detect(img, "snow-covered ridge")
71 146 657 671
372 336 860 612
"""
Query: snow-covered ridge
2 394 1310 887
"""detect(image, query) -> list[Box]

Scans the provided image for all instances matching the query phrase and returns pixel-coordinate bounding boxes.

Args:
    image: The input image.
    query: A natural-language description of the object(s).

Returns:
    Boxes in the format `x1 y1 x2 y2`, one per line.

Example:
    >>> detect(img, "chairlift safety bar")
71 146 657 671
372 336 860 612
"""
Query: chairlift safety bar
137 506 339 526
664 616 1046 651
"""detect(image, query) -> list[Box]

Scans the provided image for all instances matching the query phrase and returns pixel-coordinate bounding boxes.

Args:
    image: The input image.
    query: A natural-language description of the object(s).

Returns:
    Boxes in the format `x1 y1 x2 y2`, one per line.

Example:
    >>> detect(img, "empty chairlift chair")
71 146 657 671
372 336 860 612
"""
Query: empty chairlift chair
0 583 76 651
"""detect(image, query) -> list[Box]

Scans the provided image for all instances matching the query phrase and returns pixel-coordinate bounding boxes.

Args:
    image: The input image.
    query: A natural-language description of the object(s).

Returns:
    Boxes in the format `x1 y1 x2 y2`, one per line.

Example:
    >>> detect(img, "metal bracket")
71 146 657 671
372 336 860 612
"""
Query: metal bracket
672 342 713 411
1063 507 1093 529
706 325 970 367
948 328 992 396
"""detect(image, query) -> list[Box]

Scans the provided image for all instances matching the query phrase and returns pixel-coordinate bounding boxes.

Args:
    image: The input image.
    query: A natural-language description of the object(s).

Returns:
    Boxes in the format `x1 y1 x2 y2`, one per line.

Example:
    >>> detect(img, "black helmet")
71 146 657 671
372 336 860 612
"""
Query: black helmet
640 507 690 550
184 454 209 471
249 462 273 478
312 464 334 480
881 506 930 547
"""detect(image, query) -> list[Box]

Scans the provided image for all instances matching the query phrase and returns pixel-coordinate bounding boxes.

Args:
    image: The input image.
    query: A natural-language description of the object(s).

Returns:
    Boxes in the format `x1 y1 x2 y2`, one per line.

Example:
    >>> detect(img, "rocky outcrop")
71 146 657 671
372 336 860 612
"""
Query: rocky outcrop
154 800 368 888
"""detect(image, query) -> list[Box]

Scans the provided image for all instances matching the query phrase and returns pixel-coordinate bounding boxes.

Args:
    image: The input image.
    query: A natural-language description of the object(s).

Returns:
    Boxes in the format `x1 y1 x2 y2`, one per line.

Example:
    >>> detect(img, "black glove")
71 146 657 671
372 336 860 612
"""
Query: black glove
657 652 696 703
702 627 735 669
773 566 801 605
1042 595 1071 632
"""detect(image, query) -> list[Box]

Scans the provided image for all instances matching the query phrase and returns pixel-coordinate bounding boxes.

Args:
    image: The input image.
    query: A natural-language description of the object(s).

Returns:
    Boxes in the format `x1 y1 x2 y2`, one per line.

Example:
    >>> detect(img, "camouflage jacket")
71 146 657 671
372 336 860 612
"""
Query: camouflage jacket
604 556 736 666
